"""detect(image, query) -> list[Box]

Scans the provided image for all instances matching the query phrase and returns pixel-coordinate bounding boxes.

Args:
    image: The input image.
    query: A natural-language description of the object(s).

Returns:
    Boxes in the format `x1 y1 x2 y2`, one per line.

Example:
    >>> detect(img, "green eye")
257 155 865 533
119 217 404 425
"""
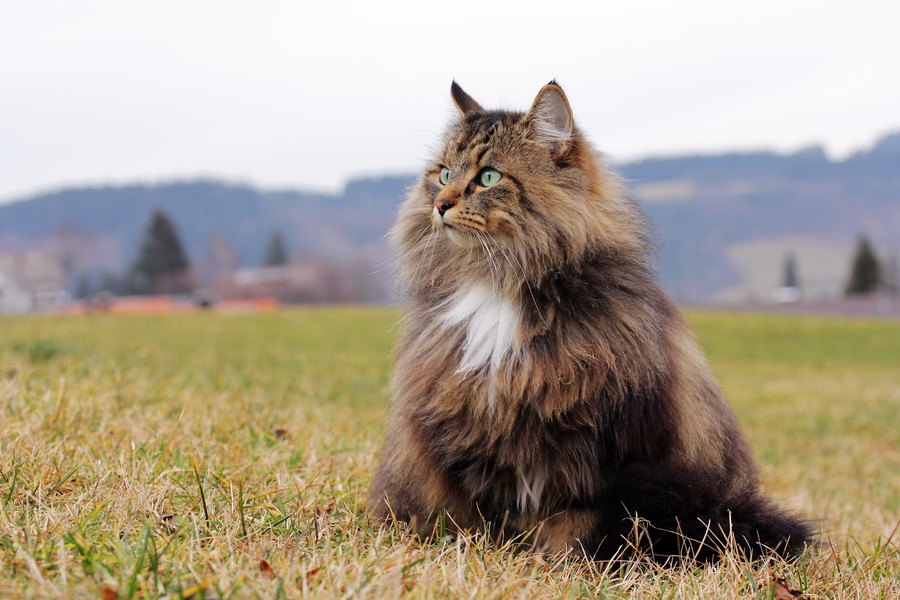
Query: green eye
479 168 502 187
439 167 451 185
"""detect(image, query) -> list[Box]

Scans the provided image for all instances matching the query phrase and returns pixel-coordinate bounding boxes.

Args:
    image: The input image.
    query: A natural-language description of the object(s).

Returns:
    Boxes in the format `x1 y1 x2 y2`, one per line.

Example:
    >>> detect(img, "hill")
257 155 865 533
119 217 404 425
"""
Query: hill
1 133 898 302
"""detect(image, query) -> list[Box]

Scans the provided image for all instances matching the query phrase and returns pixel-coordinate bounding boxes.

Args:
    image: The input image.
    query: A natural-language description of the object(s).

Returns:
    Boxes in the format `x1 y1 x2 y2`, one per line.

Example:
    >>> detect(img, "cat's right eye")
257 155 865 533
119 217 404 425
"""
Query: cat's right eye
439 167 451 185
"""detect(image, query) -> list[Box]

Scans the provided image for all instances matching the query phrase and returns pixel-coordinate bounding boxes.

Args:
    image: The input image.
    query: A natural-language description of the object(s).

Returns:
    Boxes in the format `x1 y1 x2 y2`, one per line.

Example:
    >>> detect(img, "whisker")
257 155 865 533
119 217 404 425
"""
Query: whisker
374 222 434 275
488 233 547 327
475 232 499 291
482 233 503 292
403 227 437 294
423 227 440 287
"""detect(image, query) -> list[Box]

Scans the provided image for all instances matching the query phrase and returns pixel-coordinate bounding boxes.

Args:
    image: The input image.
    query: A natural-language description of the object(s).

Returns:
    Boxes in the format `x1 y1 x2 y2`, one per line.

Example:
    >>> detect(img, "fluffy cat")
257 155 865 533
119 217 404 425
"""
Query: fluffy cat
368 81 811 562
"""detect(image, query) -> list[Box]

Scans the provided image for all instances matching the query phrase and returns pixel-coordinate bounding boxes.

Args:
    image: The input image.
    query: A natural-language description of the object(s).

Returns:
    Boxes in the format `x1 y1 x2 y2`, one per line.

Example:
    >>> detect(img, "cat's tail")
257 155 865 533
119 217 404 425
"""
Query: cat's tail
587 462 813 563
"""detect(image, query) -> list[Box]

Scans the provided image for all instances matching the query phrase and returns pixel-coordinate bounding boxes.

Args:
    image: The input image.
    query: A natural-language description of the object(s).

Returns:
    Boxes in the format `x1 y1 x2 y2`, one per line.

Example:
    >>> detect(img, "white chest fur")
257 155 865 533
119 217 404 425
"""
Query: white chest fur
442 284 521 374
517 468 547 513
442 286 537 508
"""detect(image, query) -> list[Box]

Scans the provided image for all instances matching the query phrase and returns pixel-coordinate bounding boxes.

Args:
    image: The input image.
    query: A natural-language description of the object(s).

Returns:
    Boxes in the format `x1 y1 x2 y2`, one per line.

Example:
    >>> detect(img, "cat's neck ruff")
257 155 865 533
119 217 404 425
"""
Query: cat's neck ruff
441 283 521 374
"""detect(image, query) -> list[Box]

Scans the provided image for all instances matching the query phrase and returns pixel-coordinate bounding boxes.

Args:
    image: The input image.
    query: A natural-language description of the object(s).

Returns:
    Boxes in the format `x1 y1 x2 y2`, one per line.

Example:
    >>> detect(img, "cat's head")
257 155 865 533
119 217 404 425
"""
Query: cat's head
393 81 644 297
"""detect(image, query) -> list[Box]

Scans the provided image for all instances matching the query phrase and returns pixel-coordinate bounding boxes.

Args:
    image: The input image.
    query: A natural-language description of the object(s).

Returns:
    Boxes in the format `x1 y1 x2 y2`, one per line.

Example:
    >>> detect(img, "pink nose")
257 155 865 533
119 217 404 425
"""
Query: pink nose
434 198 456 216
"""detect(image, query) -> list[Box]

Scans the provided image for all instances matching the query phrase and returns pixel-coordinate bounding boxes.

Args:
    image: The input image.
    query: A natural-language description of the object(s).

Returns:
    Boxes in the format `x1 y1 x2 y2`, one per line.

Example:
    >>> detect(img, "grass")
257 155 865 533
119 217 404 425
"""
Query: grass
0 308 897 598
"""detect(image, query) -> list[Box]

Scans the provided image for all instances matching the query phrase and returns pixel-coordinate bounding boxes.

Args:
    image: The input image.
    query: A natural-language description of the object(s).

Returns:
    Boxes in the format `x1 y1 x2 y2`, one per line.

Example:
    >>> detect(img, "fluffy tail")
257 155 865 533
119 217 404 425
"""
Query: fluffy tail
587 462 813 563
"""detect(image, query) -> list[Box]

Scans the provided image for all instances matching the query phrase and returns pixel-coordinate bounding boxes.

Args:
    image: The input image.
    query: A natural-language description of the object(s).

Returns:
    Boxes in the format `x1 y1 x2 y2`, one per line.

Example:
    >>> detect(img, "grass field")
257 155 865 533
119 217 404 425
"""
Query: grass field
0 308 897 598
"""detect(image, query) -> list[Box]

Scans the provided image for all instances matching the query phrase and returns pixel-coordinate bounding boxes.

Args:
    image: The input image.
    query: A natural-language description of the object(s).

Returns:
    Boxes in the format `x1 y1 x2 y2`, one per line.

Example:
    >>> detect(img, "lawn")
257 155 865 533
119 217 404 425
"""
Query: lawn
0 309 897 598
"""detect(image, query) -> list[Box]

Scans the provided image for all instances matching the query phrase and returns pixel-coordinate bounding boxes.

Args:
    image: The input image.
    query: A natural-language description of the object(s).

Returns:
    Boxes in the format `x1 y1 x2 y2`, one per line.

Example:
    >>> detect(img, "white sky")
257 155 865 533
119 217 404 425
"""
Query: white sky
1 1 898 203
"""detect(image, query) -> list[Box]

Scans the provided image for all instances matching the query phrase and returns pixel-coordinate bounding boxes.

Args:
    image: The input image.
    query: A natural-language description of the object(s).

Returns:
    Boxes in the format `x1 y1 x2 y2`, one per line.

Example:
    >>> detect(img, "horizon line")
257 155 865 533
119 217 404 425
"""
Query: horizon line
2 129 897 206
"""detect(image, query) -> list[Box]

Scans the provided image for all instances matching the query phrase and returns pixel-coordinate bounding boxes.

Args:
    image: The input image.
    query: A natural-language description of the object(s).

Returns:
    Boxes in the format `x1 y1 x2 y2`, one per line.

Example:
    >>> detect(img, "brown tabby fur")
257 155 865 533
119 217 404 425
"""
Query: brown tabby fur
368 81 811 562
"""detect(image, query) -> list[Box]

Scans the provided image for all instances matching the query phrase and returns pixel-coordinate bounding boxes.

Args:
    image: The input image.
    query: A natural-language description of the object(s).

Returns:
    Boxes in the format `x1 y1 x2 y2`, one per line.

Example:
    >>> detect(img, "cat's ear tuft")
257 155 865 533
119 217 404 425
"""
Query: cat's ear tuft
450 81 483 116
528 82 575 157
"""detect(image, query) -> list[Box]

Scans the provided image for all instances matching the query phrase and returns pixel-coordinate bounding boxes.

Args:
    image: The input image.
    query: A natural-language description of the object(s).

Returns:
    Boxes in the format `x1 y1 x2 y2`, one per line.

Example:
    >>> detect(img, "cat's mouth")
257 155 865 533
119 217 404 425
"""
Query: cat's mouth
440 221 480 249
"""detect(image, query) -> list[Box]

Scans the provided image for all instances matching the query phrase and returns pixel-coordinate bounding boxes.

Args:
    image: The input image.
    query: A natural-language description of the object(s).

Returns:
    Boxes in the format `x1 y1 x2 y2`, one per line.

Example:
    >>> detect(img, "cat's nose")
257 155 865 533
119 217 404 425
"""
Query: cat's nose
434 198 457 217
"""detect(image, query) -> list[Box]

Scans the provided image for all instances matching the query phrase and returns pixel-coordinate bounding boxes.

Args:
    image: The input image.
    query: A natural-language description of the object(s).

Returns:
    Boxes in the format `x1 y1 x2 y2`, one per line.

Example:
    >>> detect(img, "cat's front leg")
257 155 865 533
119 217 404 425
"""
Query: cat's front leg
509 508 602 555
368 425 478 537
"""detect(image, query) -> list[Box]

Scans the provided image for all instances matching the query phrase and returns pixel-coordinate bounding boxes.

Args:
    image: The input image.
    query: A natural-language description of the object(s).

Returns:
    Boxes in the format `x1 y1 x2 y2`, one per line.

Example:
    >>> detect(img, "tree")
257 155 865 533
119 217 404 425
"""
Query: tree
781 252 799 288
845 235 881 296
883 252 899 295
263 231 289 267
127 209 193 294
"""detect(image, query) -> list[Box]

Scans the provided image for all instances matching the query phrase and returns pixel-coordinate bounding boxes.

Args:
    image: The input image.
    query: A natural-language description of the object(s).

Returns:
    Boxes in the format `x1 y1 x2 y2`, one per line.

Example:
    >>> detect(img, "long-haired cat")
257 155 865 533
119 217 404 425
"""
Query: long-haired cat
369 81 811 562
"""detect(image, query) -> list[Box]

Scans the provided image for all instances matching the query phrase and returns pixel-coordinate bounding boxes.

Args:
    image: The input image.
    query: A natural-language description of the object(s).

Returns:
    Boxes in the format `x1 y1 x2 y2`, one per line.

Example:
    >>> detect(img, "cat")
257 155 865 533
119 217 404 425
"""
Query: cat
368 81 812 562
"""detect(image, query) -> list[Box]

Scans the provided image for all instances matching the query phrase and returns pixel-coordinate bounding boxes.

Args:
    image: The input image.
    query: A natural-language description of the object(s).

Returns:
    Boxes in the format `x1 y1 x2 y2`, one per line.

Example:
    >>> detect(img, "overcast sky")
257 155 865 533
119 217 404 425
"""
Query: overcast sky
1 1 898 203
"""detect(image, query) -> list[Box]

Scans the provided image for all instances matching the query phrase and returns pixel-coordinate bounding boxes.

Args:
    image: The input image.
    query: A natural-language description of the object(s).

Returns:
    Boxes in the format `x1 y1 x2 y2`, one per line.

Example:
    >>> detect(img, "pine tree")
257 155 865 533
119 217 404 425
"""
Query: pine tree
263 231 289 267
127 209 193 294
883 253 899 295
782 252 799 288
845 235 881 296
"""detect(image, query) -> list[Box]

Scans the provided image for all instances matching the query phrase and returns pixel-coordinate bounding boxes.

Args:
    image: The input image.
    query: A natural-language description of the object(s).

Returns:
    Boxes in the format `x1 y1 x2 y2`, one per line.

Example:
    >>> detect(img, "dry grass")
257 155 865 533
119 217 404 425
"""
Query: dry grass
0 308 897 598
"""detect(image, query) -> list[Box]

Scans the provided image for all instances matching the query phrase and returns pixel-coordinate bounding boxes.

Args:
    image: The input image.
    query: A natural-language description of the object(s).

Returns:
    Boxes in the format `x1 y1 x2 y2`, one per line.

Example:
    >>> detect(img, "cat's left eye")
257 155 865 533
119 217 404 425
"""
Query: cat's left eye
439 167 451 185
478 168 502 187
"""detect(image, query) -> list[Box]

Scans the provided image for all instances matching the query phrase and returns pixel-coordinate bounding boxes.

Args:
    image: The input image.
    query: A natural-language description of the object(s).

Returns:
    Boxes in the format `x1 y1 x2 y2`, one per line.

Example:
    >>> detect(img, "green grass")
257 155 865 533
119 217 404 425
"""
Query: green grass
0 308 897 598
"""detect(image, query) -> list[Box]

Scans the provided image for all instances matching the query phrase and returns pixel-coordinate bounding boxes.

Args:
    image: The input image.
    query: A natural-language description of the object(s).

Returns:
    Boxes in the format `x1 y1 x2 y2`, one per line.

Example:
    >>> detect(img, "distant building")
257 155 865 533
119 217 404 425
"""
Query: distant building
217 262 353 303
0 271 31 313
0 252 70 314
770 286 802 304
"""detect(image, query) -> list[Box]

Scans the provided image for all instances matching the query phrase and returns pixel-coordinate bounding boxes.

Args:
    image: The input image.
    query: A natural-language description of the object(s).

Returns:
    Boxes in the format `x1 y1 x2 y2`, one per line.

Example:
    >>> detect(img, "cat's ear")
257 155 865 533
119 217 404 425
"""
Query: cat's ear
450 81 483 116
528 81 575 157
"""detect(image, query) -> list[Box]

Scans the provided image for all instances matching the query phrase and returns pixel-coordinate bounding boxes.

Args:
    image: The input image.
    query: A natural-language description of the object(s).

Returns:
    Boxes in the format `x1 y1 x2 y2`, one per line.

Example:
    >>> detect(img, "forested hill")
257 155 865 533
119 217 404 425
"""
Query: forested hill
1 133 898 302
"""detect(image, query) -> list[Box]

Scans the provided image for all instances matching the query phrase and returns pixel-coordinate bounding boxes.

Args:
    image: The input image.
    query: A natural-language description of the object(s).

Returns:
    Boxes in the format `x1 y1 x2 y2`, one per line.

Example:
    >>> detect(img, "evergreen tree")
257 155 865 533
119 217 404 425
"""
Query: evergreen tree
883 253 899 295
127 209 192 294
845 235 881 296
263 231 289 267
782 252 799 288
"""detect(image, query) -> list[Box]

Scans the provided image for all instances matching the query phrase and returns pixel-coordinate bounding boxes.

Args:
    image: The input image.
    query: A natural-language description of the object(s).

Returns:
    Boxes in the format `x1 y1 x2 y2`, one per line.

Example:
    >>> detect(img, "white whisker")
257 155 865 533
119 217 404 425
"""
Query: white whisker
475 231 499 291
403 226 437 294
487 232 546 327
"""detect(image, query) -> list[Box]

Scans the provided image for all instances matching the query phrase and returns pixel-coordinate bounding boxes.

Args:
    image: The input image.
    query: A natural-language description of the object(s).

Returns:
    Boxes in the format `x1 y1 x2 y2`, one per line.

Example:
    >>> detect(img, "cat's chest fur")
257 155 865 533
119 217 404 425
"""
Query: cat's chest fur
439 284 545 511
441 284 521 374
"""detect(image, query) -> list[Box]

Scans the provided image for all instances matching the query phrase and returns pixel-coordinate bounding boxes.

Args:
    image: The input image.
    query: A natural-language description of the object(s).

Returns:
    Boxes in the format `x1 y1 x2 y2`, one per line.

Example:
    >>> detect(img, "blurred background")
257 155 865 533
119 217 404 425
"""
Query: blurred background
1 0 898 315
